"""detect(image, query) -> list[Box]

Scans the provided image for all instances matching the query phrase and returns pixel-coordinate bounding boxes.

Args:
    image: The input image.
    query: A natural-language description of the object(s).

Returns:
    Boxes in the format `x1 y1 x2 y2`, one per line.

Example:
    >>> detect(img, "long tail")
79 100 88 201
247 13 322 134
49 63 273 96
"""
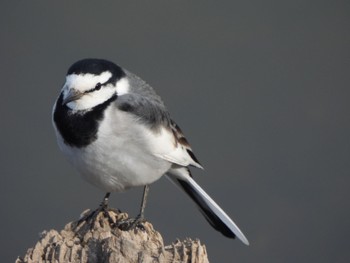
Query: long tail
167 168 249 245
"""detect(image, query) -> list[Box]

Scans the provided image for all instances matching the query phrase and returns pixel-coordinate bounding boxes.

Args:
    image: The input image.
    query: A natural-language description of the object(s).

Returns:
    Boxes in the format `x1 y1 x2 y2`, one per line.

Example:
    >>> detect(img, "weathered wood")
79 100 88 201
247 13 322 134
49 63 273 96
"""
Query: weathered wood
16 209 209 263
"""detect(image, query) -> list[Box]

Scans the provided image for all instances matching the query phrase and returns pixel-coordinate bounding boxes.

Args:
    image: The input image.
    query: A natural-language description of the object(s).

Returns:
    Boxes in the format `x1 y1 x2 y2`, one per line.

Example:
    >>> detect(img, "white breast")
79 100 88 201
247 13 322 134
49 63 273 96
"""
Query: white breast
55 106 172 192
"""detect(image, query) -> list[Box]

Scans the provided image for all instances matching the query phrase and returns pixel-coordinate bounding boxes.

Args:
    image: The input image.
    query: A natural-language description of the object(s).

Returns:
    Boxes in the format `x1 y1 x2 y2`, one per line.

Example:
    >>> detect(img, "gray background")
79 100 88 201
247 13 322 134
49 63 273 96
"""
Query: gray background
1 1 349 262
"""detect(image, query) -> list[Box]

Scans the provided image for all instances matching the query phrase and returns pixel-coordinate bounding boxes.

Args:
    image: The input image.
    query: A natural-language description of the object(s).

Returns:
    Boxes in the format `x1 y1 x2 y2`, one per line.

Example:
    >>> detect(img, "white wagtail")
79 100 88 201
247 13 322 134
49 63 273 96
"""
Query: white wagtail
52 58 249 245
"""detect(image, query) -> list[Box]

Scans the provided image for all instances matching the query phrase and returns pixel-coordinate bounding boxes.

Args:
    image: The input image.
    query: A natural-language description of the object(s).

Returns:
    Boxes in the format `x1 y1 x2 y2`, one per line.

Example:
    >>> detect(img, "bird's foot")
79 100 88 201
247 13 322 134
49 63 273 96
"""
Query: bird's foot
74 204 121 230
117 214 146 231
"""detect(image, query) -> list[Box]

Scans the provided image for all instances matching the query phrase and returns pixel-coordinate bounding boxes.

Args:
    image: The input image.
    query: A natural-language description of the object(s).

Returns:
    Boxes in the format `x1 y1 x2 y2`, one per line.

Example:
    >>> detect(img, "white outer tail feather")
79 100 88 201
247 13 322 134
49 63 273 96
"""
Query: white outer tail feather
167 169 249 246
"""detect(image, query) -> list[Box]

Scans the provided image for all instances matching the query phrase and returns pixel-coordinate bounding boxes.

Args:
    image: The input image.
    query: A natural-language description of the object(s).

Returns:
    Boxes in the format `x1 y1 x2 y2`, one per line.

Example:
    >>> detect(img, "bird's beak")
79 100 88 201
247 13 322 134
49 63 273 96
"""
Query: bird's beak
62 89 83 105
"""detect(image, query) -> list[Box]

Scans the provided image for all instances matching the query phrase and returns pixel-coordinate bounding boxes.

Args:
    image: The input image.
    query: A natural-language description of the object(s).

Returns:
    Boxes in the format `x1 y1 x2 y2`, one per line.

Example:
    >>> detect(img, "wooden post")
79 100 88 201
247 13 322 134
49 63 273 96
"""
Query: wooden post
16 209 209 263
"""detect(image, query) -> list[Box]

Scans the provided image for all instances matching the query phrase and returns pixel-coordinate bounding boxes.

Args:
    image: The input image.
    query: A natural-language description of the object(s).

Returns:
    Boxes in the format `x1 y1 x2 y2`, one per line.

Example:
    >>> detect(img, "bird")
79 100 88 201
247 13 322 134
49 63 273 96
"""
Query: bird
52 58 249 245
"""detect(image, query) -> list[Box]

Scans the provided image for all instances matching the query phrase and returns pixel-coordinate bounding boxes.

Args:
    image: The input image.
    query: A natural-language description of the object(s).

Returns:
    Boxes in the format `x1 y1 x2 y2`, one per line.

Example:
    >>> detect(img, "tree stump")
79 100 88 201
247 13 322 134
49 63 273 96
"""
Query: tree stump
16 209 209 263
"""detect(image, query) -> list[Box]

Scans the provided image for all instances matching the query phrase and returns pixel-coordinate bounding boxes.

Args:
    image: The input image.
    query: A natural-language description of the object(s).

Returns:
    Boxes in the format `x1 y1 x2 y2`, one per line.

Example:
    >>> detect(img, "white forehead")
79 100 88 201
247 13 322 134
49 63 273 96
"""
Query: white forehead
65 71 112 91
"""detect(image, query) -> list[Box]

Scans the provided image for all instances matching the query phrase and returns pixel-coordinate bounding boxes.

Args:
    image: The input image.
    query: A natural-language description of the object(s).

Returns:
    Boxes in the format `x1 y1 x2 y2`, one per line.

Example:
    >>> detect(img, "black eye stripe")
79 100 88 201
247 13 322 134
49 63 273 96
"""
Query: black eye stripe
84 81 106 93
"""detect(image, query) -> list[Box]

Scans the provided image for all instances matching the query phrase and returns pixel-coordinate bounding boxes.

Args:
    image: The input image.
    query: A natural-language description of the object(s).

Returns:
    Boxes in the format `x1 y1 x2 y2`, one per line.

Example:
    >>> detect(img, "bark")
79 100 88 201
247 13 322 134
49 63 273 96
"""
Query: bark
16 209 209 263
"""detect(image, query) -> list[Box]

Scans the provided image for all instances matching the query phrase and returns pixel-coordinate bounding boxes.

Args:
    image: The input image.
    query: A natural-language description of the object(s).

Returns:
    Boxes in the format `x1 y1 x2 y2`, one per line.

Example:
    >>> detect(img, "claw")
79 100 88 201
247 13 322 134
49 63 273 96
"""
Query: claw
117 215 146 231
73 192 114 230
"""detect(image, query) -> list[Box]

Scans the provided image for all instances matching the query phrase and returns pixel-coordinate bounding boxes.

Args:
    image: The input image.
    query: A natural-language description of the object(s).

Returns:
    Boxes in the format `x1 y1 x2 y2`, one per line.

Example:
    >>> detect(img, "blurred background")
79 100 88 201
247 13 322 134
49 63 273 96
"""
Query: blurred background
1 1 349 262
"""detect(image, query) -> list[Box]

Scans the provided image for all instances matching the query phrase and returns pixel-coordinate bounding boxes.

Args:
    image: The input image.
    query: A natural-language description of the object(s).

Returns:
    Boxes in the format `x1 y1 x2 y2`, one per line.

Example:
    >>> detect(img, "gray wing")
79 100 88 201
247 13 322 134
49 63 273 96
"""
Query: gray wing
116 70 202 169
116 70 171 129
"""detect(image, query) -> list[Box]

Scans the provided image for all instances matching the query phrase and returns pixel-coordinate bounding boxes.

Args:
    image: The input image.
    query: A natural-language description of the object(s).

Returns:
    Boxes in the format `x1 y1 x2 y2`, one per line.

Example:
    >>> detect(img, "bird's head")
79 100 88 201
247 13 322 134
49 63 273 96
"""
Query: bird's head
61 58 129 111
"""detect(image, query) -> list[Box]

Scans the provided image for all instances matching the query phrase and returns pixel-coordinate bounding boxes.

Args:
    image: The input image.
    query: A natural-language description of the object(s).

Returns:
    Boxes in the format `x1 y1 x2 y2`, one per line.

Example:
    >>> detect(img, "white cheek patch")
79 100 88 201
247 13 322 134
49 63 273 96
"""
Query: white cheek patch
68 87 116 111
63 71 116 111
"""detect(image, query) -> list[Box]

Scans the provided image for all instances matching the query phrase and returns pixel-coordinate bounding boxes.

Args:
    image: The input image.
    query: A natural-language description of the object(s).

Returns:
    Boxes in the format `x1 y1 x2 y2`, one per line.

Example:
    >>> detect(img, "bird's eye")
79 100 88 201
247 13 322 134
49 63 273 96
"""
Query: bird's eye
95 83 102 90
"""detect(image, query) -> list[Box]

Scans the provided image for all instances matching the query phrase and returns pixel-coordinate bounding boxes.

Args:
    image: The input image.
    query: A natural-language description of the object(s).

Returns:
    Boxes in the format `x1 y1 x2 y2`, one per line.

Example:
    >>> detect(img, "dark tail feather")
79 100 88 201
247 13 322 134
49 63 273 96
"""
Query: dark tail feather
167 168 249 245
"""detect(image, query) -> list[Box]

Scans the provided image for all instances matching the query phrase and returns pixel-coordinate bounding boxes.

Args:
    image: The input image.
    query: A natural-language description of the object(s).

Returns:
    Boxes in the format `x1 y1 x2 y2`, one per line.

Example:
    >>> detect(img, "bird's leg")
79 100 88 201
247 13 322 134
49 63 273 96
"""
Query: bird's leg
100 192 110 209
138 184 149 220
100 192 118 224
118 185 150 231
